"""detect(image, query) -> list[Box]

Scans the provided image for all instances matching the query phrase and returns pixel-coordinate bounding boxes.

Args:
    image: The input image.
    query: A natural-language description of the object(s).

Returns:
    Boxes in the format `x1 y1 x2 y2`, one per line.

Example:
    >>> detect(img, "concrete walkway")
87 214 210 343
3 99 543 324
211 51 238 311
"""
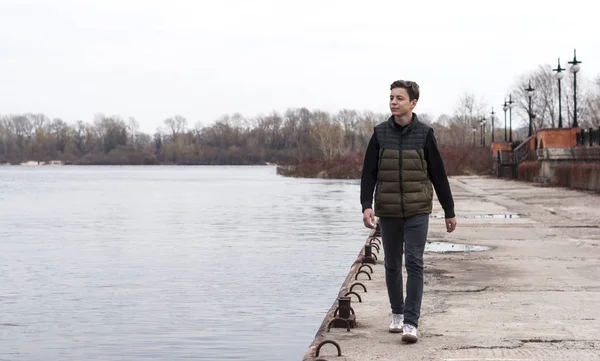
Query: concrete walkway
304 176 600 361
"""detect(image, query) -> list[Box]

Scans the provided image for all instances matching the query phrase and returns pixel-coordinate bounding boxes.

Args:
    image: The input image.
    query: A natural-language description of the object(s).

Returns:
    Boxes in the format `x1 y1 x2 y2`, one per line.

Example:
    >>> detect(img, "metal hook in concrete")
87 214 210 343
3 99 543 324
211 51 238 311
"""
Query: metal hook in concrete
350 282 367 293
370 243 380 253
358 264 373 274
344 291 362 302
354 270 372 280
315 339 342 356
327 318 350 332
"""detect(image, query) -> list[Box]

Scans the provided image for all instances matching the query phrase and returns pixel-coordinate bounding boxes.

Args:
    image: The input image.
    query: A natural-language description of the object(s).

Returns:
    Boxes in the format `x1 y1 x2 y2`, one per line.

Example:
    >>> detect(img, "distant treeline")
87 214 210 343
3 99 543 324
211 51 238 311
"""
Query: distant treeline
0 109 387 165
0 98 525 166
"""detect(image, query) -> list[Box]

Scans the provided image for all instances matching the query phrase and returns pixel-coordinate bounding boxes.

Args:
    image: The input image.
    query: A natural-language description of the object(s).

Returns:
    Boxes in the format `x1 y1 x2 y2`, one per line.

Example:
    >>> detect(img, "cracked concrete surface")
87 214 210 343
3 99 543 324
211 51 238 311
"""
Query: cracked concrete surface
303 176 600 361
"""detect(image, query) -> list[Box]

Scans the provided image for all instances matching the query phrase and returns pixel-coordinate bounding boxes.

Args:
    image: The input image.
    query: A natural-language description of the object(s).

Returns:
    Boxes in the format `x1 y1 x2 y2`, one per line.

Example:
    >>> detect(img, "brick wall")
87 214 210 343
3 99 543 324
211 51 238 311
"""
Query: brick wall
537 128 580 148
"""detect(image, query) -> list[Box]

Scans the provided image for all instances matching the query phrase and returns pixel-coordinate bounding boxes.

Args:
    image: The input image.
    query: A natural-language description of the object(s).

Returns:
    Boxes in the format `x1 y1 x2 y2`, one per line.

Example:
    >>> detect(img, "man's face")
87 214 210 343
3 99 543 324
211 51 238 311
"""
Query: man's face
389 87 417 116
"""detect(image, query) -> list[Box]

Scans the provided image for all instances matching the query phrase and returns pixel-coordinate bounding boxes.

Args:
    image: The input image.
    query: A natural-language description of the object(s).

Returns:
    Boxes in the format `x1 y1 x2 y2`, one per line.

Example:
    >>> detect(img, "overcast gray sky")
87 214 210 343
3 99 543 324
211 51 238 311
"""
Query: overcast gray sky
1 0 598 133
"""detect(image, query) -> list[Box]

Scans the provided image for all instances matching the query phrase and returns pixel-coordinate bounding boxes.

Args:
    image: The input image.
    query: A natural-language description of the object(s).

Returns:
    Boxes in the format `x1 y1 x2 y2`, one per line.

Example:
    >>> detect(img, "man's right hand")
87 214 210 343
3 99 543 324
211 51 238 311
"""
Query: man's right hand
363 208 376 229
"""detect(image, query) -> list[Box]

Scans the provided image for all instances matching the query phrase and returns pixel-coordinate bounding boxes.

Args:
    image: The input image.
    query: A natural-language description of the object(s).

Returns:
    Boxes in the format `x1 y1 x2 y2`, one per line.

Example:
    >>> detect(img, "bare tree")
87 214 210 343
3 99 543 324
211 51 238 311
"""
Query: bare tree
127 117 140 146
334 109 359 152
436 114 452 126
12 115 32 142
584 76 600 127
309 110 344 160
282 108 313 160
0 115 11 159
163 115 188 138
449 93 487 146
253 112 283 149
25 113 50 137
354 111 381 150
511 63 600 130
512 65 559 131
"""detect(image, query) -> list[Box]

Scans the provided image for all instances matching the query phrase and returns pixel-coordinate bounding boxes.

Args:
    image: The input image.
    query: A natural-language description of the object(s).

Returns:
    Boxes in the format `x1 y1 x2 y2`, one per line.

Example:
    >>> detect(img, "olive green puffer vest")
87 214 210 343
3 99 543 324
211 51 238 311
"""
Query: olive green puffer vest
374 116 433 218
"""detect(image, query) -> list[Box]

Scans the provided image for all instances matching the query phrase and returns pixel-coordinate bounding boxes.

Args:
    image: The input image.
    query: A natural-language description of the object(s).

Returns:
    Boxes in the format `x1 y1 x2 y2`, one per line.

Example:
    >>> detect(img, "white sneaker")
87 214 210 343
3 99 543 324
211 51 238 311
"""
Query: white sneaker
388 313 403 333
401 324 418 343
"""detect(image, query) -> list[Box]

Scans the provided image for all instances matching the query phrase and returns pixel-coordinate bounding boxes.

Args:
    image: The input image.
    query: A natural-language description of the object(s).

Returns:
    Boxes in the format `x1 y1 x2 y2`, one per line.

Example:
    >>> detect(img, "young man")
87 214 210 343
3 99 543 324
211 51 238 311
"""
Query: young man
360 80 457 343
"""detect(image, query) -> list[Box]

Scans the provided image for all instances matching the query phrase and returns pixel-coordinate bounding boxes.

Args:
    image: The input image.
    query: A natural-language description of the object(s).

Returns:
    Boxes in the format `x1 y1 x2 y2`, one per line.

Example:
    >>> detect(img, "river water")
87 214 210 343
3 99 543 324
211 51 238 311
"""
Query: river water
0 165 366 361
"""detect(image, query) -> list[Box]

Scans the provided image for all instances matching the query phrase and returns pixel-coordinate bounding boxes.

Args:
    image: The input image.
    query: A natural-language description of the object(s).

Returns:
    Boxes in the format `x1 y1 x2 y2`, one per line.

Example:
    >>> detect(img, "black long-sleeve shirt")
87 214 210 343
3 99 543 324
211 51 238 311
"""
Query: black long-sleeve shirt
360 128 455 219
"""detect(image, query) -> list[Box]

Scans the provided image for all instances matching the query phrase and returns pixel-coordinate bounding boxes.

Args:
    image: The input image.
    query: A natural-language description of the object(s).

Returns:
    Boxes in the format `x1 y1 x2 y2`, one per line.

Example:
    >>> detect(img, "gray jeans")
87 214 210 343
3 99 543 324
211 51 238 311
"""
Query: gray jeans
379 214 429 328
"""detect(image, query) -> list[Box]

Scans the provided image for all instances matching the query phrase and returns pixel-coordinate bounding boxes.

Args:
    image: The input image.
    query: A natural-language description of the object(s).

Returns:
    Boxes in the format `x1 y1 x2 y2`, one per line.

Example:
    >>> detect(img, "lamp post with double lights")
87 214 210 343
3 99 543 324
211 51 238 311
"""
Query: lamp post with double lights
480 116 486 147
502 100 508 142
480 117 483 147
525 80 536 137
490 107 496 142
568 49 582 128
553 58 565 128
507 94 515 142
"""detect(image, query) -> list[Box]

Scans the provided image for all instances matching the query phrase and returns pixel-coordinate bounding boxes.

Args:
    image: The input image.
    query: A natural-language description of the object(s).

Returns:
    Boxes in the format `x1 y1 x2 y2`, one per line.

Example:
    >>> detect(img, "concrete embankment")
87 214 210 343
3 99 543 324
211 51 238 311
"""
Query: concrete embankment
303 175 600 361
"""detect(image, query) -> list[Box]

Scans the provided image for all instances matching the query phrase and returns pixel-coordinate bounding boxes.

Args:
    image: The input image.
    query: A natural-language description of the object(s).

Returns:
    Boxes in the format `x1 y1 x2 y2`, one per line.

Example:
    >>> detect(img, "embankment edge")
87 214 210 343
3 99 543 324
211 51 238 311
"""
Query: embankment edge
301 228 376 361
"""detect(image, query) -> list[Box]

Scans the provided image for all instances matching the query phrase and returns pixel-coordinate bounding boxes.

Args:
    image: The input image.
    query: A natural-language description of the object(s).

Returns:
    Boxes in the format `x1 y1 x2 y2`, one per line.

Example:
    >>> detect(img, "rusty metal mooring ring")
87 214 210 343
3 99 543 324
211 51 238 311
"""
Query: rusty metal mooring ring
350 282 367 293
371 252 378 260
344 291 362 302
358 264 373 274
333 305 355 318
327 318 351 332
354 270 372 280
370 243 380 252
315 339 342 357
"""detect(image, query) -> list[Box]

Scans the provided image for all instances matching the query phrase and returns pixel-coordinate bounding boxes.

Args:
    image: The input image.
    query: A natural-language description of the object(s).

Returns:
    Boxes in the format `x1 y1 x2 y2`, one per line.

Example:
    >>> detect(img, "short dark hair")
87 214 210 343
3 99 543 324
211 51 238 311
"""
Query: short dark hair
390 80 420 101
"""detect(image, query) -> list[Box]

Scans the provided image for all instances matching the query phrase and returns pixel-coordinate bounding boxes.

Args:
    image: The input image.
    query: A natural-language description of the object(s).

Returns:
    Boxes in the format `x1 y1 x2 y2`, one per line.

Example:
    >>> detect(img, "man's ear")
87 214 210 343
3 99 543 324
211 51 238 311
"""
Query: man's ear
410 99 418 109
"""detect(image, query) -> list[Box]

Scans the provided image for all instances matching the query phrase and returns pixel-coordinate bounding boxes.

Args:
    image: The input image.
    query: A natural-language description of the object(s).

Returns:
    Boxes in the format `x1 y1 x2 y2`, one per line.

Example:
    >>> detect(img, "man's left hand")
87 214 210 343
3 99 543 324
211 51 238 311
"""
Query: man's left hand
445 217 457 233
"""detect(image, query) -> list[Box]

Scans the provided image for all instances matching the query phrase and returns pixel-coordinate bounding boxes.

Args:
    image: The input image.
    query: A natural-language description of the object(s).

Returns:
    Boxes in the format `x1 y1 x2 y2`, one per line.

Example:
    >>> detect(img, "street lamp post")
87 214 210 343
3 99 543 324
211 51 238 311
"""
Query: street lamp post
490 107 496 142
507 94 515 142
480 117 486 147
502 100 508 142
525 80 536 137
553 58 565 128
568 49 582 128
483 117 487 147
